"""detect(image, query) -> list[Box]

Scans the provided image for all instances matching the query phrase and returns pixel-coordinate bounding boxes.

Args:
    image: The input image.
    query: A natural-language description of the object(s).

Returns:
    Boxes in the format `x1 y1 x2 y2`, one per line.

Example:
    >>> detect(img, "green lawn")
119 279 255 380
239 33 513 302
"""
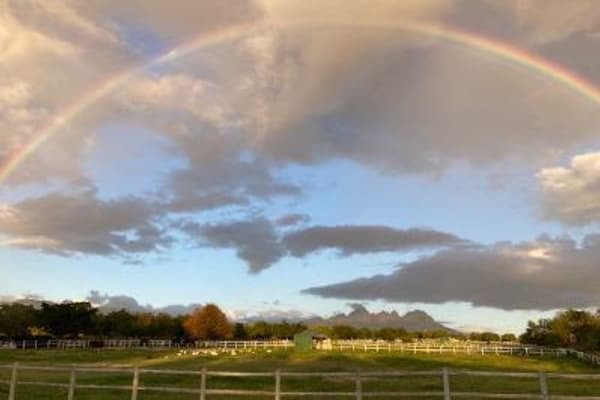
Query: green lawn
0 349 598 399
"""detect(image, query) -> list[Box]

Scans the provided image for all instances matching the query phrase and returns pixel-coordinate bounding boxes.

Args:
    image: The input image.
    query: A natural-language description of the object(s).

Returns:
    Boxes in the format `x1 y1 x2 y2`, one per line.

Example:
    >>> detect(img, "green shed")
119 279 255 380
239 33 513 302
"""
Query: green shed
293 330 325 351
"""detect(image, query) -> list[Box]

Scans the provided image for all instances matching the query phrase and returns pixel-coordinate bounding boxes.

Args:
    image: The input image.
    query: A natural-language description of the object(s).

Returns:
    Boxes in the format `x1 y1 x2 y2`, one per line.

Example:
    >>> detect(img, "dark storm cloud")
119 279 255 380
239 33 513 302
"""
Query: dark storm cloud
166 191 249 213
275 213 311 227
178 218 286 273
173 219 469 272
163 129 302 213
283 225 468 257
0 189 171 256
304 235 600 310
251 1 600 176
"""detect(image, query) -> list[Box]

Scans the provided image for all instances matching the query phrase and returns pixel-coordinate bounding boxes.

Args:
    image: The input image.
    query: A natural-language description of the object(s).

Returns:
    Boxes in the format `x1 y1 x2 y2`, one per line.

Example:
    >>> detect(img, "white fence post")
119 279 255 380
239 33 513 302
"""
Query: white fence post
200 367 207 400
275 369 281 400
8 362 18 400
443 367 451 400
131 367 140 400
539 371 549 400
67 365 76 400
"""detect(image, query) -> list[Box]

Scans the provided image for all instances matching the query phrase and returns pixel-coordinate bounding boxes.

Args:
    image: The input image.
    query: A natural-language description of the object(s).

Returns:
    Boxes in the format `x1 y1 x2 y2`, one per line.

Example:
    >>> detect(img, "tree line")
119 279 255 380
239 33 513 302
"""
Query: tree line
12 301 600 349
1 301 513 342
0 302 308 341
309 325 514 342
520 309 600 352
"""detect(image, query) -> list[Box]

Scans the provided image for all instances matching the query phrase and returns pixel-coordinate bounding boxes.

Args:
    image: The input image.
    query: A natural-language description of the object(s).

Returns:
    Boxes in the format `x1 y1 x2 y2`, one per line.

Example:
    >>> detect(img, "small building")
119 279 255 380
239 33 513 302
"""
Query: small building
293 330 327 351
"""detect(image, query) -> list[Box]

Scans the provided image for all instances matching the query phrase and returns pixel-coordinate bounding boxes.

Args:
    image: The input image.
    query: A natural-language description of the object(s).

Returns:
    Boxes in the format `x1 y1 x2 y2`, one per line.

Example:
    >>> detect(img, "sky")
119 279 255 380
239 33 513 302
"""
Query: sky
1 0 600 334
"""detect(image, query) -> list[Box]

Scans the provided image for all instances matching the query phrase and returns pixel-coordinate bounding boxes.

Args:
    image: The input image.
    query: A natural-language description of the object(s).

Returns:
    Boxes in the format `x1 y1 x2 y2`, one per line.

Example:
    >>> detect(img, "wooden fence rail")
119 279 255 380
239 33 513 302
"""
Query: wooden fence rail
2 363 600 399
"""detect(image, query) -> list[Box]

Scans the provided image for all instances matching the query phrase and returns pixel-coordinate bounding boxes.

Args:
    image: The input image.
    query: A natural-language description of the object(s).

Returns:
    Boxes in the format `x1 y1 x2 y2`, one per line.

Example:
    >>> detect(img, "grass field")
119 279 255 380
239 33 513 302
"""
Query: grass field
0 349 599 399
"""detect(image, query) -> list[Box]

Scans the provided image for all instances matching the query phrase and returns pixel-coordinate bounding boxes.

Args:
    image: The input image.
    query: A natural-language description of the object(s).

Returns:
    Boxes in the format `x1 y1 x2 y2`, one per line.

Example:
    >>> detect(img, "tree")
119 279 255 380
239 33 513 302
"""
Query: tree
39 302 97 338
184 304 232 340
0 304 39 339
247 321 272 339
331 325 358 339
271 322 307 339
233 323 248 339
99 309 141 337
480 332 500 342
501 333 517 342
520 319 561 347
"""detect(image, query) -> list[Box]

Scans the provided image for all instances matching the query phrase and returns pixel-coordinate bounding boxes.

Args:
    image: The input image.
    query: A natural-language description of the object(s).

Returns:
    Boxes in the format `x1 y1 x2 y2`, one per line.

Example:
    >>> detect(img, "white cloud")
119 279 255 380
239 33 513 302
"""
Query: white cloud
538 152 600 225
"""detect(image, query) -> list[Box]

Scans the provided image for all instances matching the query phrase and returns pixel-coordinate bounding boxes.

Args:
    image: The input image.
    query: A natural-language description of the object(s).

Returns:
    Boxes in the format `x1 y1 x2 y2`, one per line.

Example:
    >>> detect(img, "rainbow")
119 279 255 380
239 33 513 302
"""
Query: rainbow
0 20 259 184
2 20 599 184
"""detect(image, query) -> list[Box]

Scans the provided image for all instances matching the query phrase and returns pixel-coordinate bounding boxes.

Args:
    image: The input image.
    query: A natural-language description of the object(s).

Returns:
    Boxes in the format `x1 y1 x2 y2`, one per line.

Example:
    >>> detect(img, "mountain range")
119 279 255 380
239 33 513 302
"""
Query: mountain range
304 304 453 332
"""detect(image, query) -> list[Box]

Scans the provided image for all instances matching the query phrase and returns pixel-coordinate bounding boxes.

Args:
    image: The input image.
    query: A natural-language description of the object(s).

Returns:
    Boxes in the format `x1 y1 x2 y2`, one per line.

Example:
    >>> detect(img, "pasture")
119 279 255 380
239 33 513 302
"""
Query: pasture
0 348 599 399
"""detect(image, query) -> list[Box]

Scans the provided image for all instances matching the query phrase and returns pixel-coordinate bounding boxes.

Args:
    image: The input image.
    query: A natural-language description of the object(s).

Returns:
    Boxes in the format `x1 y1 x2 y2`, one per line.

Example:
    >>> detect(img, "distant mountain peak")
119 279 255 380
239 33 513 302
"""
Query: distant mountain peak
348 303 369 316
305 306 452 332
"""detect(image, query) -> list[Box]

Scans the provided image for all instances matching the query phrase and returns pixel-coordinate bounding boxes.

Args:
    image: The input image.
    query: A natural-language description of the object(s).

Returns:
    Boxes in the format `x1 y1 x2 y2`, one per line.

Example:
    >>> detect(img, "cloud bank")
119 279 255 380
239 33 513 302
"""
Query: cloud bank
304 235 600 310
283 225 467 257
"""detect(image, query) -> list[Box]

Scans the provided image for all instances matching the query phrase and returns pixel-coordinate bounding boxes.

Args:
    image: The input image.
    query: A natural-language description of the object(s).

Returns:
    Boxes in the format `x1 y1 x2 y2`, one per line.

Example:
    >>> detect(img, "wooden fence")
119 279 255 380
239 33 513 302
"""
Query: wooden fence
2 363 600 399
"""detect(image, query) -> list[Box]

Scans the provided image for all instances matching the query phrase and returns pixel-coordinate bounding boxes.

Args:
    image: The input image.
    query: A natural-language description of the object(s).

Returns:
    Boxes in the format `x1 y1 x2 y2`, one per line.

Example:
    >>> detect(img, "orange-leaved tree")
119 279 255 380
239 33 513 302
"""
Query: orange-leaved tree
184 304 233 340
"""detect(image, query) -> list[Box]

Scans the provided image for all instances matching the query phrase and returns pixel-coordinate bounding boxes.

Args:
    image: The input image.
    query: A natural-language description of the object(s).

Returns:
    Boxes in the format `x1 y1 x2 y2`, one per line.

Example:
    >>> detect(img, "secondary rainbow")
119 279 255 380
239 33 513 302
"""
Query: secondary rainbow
2 20 599 184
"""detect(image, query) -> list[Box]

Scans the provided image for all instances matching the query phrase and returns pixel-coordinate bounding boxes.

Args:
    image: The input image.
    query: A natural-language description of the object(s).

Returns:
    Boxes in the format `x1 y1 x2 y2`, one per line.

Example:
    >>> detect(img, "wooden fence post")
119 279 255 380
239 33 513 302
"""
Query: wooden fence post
539 371 549 400
8 362 18 400
442 367 451 400
131 367 140 400
355 370 362 400
275 369 281 400
200 367 207 400
67 365 76 400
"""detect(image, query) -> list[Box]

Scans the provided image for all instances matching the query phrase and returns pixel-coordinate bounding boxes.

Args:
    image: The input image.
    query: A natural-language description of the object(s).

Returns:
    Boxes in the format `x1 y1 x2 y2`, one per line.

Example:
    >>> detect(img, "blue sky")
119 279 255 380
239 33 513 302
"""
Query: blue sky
2 1 600 334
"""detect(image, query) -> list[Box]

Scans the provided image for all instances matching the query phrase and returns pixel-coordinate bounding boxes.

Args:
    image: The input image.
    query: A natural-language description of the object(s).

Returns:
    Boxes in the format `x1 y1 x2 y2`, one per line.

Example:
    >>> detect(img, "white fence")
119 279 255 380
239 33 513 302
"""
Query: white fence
321 340 600 366
0 339 293 350
2 338 599 366
2 363 600 400
194 340 293 349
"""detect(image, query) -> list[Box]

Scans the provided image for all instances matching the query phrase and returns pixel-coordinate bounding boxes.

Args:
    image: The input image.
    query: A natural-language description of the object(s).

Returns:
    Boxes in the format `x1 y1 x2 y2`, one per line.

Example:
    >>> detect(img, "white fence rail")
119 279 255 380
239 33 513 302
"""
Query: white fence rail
195 340 293 349
0 339 293 350
2 339 599 366
322 340 600 366
2 363 600 399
